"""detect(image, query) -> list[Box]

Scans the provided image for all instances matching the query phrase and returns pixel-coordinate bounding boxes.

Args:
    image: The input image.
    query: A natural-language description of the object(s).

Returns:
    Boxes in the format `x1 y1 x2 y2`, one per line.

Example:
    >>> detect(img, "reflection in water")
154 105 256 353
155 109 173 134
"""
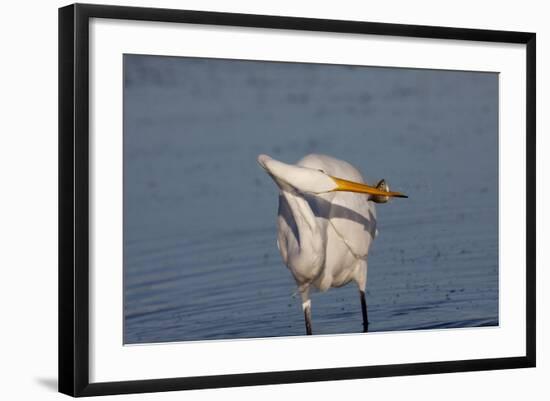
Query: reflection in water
123 55 498 344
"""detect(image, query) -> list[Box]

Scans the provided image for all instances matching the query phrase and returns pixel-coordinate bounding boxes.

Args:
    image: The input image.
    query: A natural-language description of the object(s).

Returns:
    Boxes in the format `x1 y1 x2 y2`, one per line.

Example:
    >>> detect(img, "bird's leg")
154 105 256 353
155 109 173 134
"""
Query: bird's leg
303 301 312 335
360 290 369 333
300 288 312 335
357 259 369 333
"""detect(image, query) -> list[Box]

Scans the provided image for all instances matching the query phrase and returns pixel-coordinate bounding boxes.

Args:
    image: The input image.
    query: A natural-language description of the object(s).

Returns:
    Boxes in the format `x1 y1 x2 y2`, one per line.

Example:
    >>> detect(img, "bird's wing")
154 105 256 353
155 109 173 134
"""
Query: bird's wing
298 153 377 258
328 191 377 259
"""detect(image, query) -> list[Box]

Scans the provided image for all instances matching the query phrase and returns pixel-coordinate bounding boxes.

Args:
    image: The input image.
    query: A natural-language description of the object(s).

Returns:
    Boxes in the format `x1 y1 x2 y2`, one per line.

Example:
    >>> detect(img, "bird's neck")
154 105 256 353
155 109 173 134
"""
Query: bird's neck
281 190 323 257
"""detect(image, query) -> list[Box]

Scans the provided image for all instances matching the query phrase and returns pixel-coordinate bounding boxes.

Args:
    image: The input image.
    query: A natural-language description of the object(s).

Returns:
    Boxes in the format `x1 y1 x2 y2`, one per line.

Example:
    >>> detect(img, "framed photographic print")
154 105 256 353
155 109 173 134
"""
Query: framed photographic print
58 3 536 397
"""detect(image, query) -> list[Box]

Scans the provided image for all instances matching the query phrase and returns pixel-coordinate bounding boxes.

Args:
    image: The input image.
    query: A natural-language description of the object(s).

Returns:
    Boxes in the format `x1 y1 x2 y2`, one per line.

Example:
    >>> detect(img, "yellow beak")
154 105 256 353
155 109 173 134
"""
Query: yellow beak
330 176 408 198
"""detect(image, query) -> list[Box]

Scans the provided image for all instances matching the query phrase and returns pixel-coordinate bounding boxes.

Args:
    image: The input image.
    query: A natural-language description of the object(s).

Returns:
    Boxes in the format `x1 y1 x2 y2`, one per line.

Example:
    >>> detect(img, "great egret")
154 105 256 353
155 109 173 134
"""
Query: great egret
257 154 407 335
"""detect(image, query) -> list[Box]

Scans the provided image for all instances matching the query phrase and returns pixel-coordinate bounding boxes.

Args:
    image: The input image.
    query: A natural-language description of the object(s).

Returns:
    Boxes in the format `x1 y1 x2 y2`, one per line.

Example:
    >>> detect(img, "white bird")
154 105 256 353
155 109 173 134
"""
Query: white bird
257 154 407 335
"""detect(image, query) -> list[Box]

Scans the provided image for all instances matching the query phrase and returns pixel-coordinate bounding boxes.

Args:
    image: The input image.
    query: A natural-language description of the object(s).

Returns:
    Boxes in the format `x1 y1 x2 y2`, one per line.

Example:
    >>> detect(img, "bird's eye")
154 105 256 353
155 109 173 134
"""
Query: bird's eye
317 169 326 174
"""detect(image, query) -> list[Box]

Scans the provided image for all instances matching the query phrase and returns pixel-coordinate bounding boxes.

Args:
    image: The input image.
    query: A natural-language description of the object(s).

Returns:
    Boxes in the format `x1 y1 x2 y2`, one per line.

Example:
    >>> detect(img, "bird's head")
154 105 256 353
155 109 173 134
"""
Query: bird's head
257 154 407 200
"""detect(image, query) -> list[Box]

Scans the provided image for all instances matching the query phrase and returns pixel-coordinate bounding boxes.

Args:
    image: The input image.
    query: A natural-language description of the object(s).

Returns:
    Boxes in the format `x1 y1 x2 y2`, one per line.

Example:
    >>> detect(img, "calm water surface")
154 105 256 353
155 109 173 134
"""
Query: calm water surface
123 55 498 343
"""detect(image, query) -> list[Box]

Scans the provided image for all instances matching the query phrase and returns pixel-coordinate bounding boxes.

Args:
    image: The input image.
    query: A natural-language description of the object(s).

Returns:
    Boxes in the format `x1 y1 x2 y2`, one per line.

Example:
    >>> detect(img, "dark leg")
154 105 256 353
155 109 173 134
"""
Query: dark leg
300 287 312 335
360 290 369 333
304 302 312 335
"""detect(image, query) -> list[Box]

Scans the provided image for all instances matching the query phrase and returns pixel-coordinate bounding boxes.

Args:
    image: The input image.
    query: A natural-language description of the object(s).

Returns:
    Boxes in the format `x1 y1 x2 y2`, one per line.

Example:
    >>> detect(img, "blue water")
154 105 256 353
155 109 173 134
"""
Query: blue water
123 55 499 344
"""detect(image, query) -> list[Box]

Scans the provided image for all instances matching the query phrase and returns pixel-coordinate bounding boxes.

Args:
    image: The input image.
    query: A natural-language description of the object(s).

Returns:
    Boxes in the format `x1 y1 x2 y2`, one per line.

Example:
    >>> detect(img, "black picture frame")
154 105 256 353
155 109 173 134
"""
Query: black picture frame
59 3 536 397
